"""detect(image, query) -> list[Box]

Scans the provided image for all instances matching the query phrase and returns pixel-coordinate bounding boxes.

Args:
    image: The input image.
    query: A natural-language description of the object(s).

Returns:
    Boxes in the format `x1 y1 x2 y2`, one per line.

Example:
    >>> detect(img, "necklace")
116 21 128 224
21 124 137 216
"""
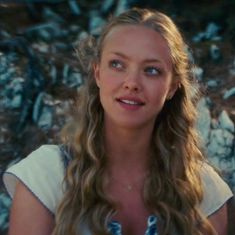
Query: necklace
108 172 148 192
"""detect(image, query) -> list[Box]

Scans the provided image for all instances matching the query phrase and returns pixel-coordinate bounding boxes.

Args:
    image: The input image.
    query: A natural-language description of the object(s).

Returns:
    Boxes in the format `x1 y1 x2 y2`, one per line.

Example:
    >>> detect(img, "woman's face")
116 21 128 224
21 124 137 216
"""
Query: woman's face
94 25 178 130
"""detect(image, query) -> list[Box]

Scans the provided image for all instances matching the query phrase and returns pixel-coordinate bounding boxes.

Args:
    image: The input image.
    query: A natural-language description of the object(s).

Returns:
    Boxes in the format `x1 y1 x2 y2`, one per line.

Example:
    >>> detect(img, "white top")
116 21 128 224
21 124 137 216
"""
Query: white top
3 145 233 217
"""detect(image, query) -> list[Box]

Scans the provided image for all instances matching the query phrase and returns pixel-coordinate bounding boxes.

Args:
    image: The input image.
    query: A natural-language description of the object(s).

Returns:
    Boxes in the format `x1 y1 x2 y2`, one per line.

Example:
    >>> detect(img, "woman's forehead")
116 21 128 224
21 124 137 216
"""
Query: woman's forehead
100 25 172 69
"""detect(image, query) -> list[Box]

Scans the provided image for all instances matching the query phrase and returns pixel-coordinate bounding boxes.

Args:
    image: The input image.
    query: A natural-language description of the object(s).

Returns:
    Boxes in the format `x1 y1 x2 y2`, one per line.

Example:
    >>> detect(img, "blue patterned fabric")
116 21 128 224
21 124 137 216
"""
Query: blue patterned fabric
108 215 158 235
108 221 122 235
145 215 158 235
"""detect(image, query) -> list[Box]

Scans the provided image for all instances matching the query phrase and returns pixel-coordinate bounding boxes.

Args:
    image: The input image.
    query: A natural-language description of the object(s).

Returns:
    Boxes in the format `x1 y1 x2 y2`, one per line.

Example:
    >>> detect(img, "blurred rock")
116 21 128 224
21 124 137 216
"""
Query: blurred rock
192 66 204 81
37 106 53 130
204 23 221 41
42 7 65 23
68 0 81 15
24 22 63 42
69 24 81 33
192 22 221 42
192 32 205 43
223 87 235 100
32 92 45 124
62 64 83 88
229 57 235 76
89 11 106 35
218 110 235 133
31 42 50 53
0 193 11 231
207 79 219 88
196 98 211 145
53 42 71 51
210 44 221 61
0 123 10 145
219 157 235 181
101 0 115 13
114 0 129 15
0 30 11 40
0 53 24 110
0 53 17 85
208 128 234 158
185 46 195 64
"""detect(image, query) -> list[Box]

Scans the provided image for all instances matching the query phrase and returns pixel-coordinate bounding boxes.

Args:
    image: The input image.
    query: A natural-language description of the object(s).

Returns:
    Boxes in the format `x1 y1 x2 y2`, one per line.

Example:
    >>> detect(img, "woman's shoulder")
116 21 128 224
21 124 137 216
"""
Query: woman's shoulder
198 161 233 217
3 144 66 214
23 144 64 163
4 144 65 180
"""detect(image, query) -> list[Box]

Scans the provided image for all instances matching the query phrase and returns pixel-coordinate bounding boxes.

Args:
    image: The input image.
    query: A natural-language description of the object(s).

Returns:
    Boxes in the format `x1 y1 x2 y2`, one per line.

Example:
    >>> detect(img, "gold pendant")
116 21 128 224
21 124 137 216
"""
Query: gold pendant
127 185 132 191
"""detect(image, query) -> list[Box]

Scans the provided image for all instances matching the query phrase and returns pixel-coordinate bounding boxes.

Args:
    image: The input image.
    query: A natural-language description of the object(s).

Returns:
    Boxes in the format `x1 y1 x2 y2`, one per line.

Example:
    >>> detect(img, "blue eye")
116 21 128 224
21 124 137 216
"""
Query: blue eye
144 67 160 76
109 60 124 70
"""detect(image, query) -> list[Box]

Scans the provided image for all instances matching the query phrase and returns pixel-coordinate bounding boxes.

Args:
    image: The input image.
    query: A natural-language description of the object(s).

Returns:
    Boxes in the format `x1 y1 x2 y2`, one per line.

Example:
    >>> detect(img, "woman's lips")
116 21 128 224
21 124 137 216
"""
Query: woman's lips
116 97 145 110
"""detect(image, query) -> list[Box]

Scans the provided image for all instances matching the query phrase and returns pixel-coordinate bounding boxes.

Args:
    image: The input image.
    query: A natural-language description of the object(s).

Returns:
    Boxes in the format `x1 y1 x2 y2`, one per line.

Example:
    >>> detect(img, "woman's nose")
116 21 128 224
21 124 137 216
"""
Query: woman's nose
123 70 142 92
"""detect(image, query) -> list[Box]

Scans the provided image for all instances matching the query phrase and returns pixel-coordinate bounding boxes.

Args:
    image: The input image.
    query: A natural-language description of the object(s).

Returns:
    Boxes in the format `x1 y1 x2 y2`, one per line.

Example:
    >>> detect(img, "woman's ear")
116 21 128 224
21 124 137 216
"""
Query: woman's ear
93 63 100 88
167 81 180 100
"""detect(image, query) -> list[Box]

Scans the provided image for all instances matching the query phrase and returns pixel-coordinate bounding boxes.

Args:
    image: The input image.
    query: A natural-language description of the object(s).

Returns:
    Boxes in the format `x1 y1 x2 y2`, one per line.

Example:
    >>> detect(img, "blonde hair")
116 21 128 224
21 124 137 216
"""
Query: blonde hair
53 8 216 235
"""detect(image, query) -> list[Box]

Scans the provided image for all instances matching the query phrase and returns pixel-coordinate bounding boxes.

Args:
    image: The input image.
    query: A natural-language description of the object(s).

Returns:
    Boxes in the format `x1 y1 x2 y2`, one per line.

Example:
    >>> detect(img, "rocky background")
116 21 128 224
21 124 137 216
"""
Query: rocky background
0 0 234 234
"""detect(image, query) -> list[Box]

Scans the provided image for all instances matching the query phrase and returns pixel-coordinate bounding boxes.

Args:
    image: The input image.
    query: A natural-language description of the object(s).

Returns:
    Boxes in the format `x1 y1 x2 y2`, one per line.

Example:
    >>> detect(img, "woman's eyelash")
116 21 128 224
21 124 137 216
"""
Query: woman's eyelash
144 66 161 75
108 61 161 75
109 60 124 69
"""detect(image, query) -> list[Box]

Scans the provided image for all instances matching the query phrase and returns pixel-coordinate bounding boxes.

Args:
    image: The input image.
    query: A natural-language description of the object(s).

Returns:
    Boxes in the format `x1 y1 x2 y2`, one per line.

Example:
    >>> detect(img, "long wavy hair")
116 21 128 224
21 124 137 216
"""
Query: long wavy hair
53 8 216 235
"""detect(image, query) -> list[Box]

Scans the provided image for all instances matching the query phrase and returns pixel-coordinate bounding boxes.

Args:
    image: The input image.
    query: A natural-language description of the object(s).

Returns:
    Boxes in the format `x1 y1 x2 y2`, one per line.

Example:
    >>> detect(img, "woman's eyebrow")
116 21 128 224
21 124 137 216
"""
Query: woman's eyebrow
109 51 162 63
109 51 129 59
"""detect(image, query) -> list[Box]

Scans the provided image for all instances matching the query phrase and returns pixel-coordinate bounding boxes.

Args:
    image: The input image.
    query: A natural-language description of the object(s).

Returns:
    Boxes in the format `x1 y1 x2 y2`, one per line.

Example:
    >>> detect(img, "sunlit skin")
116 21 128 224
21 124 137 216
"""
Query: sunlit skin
94 25 179 133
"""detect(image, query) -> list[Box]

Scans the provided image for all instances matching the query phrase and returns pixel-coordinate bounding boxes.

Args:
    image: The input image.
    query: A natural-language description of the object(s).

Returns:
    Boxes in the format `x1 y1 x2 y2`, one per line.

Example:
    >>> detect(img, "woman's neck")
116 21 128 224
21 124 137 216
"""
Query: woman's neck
104 122 153 173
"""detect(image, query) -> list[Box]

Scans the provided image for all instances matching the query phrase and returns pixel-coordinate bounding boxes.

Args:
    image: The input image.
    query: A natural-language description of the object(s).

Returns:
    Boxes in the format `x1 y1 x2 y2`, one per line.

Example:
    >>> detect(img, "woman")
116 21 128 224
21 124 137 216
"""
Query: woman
3 8 233 235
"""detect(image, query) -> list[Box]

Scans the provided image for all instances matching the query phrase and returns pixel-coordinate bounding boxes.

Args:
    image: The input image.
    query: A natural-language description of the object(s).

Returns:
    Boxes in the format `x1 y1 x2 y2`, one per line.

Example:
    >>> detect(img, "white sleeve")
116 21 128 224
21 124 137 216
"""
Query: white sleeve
199 162 233 217
2 145 65 214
